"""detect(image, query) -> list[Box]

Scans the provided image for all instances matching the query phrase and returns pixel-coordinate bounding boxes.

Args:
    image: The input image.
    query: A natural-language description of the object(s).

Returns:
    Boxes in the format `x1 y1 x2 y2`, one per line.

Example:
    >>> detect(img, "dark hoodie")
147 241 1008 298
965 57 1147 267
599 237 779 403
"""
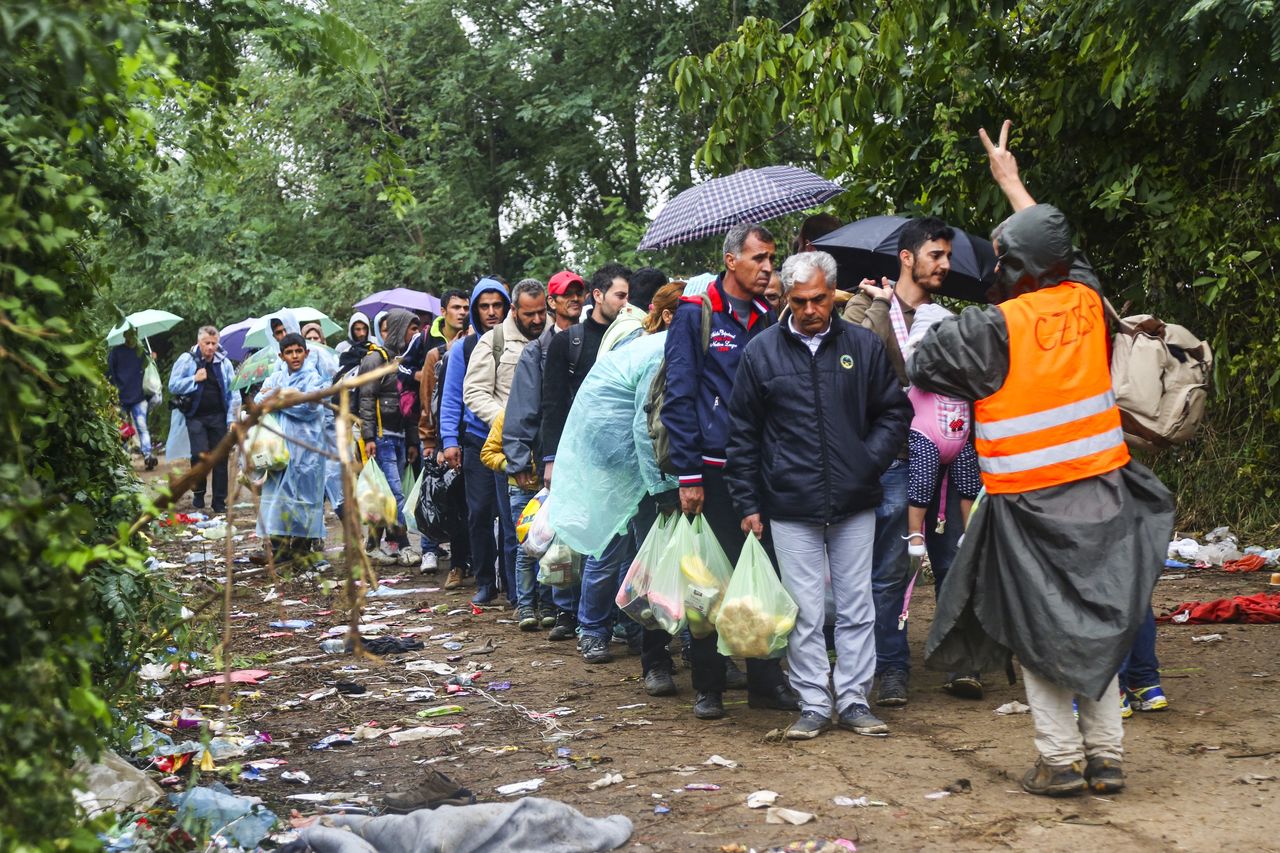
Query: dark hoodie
907 203 1175 699
358 308 416 440
440 278 510 448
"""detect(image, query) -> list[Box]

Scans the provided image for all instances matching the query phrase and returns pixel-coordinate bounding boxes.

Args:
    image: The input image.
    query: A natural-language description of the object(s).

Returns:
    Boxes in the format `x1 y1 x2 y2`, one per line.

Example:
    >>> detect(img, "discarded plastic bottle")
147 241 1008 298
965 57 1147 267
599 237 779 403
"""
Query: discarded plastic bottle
319 639 346 654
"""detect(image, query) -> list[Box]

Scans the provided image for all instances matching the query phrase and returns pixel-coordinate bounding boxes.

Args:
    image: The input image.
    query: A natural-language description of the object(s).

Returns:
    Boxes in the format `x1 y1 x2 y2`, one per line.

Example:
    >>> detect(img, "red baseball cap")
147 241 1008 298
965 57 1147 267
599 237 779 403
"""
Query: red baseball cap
547 270 585 295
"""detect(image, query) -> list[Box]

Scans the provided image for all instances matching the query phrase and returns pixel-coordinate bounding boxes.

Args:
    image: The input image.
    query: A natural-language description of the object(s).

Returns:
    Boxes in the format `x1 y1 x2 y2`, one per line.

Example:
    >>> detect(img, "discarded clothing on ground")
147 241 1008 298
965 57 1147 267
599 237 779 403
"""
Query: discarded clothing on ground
285 796 632 853
360 636 425 655
1159 592 1280 624
170 783 278 849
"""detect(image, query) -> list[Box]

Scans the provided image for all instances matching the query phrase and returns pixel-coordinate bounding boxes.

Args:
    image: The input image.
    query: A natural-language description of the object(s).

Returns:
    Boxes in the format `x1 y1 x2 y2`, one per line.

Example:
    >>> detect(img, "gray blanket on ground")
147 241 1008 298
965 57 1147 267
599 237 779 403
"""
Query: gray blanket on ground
296 797 633 853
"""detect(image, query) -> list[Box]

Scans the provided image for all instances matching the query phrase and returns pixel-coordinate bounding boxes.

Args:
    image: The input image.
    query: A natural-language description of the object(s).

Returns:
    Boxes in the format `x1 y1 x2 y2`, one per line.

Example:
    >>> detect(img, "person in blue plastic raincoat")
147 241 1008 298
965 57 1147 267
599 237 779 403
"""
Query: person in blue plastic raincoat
255 332 328 565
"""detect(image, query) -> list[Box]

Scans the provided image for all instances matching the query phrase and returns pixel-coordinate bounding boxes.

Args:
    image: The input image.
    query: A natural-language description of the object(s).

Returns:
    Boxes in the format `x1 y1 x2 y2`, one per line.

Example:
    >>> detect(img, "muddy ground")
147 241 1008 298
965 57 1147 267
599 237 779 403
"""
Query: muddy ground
135 459 1279 851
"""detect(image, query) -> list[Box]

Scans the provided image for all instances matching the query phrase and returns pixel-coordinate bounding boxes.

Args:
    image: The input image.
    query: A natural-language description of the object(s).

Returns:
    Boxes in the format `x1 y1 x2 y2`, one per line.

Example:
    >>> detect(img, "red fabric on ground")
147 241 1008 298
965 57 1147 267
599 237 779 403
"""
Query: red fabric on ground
1158 593 1280 624
1223 555 1268 573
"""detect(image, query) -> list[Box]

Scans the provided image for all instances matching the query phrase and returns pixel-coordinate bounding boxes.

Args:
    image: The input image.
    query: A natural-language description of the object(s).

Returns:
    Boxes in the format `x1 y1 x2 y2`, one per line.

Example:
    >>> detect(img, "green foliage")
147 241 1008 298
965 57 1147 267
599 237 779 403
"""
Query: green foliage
677 0 1280 538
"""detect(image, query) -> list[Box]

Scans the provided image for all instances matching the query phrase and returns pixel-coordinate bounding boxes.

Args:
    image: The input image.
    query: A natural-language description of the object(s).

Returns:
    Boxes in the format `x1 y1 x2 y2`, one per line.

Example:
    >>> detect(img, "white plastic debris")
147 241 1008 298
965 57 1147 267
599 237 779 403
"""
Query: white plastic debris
833 795 887 807
765 807 815 825
995 700 1031 715
495 778 545 796
704 754 739 769
1191 633 1224 643
281 771 311 784
1168 538 1201 561
746 790 779 809
388 726 462 745
588 772 624 790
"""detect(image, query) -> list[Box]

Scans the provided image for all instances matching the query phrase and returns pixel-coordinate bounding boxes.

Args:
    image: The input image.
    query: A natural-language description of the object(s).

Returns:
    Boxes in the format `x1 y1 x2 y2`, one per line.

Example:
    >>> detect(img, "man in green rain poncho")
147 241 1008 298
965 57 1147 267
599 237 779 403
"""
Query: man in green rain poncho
907 122 1175 797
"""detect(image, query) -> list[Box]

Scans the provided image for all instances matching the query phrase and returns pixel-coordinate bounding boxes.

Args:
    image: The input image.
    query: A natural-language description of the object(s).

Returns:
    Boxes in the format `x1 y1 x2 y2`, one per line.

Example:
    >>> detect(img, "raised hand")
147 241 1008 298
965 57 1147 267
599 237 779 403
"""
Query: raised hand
979 120 1035 212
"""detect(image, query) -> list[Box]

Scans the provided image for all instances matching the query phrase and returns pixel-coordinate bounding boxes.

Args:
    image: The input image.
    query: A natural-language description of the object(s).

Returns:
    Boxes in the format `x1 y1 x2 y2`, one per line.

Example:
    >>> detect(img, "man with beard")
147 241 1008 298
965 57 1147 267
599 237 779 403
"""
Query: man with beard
841 217 974 707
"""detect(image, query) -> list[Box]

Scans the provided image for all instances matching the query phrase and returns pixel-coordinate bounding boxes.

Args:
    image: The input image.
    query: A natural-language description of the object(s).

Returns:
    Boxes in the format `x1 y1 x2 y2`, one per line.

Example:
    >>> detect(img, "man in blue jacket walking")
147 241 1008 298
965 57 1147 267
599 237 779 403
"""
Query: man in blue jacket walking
660 222 801 720
169 325 236 513
439 278 510 605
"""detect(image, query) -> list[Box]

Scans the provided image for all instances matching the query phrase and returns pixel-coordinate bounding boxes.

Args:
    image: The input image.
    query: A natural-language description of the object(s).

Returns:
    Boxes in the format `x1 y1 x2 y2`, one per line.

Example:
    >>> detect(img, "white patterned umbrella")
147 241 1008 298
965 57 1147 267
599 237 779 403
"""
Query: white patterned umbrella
637 166 844 251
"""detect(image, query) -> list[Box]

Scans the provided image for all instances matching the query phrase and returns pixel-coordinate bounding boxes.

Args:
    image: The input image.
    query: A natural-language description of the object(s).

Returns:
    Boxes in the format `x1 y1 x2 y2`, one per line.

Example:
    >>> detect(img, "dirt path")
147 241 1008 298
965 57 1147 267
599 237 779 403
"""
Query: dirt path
139 461 1279 851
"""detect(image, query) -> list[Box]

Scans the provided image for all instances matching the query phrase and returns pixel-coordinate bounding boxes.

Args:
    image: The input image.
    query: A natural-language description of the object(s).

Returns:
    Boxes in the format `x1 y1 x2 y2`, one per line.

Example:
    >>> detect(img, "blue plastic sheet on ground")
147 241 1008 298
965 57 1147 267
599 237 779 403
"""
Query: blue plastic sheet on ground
170 783 278 848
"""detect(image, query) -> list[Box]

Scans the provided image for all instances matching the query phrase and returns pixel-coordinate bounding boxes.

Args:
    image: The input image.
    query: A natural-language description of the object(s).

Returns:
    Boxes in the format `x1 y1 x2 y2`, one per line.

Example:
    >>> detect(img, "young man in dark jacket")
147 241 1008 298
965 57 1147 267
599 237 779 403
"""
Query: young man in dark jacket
659 222 799 719
359 308 420 566
727 251 911 740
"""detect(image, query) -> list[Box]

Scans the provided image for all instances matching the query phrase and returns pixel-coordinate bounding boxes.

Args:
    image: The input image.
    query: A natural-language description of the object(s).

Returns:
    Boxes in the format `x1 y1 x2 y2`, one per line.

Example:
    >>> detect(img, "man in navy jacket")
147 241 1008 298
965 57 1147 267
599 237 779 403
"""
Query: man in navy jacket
659 222 800 720
727 251 911 740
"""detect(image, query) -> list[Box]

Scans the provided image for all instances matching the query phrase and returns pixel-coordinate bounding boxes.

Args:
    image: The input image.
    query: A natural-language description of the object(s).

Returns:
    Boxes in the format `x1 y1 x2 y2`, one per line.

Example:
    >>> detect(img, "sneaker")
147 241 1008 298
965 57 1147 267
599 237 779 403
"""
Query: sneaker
517 607 539 631
837 703 889 736
1119 689 1133 720
611 623 630 644
443 568 463 590
538 604 557 629
211 503 226 515
876 669 909 707
383 769 475 813
580 635 613 664
1021 757 1087 797
1083 757 1125 794
471 586 497 606
693 691 725 720
548 612 577 641
723 658 749 690
644 665 677 697
144 455 158 471
192 494 205 509
785 710 833 740
367 546 398 566
1129 684 1169 712
903 530 926 557
943 673 985 700
398 547 421 567
420 552 438 574
747 684 801 711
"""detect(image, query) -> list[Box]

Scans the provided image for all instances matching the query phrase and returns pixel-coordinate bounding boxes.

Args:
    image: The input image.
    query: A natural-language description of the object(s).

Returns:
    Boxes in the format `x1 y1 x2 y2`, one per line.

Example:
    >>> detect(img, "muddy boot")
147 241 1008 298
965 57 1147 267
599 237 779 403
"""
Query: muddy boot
1021 758 1087 797
383 769 475 813
1084 757 1125 794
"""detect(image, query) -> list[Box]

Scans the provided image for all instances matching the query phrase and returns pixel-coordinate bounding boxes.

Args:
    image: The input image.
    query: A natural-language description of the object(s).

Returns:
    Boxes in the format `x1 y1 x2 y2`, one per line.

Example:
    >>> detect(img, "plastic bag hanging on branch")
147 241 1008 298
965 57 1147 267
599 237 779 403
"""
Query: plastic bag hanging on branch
616 513 685 633
414 459 464 543
356 460 397 526
536 535 582 587
521 489 554 559
245 414 290 471
680 514 733 639
715 533 798 659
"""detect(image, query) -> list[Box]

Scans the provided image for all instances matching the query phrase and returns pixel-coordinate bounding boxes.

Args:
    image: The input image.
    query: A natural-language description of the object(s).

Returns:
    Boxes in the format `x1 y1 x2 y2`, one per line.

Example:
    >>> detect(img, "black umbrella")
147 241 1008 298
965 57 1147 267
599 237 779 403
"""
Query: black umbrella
812 215 997 302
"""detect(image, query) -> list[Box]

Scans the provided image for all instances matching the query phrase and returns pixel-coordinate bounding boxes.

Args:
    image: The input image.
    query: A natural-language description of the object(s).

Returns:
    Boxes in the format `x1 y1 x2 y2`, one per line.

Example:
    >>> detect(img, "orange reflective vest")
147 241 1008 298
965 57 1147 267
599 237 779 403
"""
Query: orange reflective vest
973 282 1130 494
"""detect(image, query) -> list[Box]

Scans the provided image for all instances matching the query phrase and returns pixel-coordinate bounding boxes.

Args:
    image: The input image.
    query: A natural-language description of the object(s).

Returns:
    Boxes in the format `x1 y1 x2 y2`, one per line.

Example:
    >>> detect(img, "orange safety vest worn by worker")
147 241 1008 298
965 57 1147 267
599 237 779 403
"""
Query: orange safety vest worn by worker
973 282 1130 494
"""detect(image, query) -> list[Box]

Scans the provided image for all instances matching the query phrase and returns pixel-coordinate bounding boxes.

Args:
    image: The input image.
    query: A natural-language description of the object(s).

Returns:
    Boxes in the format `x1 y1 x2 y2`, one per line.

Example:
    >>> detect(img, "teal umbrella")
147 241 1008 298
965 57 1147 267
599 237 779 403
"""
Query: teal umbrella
243 307 341 351
231 342 337 391
106 309 184 346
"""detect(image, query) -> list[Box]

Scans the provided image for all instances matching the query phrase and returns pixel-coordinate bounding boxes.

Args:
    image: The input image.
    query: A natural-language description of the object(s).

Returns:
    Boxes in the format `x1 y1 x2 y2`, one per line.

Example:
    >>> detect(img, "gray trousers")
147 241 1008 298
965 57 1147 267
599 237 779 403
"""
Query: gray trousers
1022 667 1124 765
772 512 876 716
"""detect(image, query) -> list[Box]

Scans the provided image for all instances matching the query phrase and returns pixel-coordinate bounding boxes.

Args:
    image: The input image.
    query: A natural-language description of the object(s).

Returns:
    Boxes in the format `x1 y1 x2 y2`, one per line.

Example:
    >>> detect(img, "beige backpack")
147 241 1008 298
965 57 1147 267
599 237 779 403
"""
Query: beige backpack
1107 302 1213 452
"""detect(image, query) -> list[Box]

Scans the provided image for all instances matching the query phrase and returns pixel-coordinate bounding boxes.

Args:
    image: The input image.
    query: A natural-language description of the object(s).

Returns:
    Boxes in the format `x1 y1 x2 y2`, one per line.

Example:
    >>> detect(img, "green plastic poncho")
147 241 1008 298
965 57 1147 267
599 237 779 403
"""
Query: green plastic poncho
547 331 676 557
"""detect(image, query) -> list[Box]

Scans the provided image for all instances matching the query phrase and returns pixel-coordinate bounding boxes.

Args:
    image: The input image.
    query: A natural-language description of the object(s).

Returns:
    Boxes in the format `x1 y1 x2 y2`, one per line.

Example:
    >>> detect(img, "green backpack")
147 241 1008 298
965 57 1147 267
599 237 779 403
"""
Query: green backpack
645 294 714 476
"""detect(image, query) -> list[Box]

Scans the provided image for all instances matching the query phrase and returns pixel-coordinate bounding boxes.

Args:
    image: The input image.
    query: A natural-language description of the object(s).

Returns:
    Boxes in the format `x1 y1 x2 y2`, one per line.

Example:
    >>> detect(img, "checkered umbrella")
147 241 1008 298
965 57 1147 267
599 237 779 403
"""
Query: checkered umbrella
637 166 844 251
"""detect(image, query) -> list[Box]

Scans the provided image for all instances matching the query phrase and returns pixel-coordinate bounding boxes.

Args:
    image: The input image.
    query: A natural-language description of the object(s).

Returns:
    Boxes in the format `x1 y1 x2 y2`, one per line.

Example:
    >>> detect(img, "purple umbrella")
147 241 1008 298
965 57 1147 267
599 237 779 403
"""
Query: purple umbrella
219 318 255 361
354 288 442 319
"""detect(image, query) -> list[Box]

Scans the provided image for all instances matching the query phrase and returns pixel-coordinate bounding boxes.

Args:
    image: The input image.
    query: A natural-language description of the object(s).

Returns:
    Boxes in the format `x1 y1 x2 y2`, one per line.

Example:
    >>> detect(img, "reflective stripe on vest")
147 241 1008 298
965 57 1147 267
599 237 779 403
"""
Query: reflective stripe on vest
974 282 1130 494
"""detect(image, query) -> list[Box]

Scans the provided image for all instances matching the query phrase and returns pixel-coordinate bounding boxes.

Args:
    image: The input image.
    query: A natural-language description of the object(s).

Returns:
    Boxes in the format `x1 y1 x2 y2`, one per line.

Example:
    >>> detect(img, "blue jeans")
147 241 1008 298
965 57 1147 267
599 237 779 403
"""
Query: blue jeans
552 579 580 617
461 434 498 596
373 436 409 545
495 473 518 599
1119 608 1159 690
871 460 911 674
508 485 545 611
124 401 152 456
577 530 636 641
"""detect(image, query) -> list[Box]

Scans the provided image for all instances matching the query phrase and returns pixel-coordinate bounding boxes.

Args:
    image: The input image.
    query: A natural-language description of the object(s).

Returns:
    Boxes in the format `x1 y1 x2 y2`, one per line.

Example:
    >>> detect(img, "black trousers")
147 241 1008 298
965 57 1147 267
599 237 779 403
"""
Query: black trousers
188 410 229 507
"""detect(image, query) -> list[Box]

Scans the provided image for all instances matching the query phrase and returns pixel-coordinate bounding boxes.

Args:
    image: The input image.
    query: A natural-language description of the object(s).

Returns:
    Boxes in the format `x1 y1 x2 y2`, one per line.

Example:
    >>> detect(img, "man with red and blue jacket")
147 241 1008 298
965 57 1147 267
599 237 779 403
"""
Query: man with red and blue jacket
659 221 801 721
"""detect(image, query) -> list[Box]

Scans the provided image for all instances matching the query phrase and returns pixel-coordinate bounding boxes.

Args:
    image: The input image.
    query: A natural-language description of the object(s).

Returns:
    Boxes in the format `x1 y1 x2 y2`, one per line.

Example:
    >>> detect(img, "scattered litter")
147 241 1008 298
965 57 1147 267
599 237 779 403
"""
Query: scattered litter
654 804 670 814
402 688 438 702
995 701 1031 715
924 790 951 800
311 733 354 750
925 779 971 799
336 681 366 695
616 703 647 710
416 705 465 718
487 681 512 691
1192 633 1224 643
269 619 314 630
405 660 455 675
363 636 425 655
684 783 721 791
464 638 497 655
495 778 544 796
765 806 815 825
366 585 431 598
704 754 738 769
588 772 624 790
73 751 163 817
388 726 463 745
352 724 388 740
1234 774 1277 785
286 792 370 804
746 790 779 808
184 669 270 689
833 795 887 807
170 784 278 848
302 688 337 701
281 771 311 784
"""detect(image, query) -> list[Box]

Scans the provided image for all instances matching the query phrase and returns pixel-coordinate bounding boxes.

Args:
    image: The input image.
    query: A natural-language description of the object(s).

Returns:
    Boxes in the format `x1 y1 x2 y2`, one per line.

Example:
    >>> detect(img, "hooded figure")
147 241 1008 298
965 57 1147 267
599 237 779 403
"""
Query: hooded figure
255 345 328 544
337 311 373 378
908 201 1174 793
439 279 511 451
371 310 390 348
